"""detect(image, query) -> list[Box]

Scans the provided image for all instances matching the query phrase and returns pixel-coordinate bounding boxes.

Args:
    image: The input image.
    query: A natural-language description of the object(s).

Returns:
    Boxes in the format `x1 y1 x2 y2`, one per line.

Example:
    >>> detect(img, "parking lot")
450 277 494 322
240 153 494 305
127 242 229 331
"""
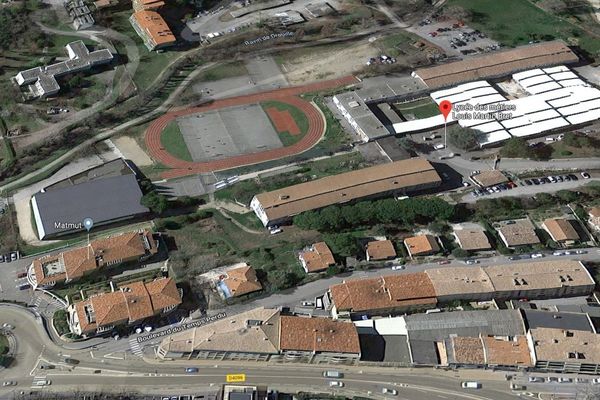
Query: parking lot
407 16 500 58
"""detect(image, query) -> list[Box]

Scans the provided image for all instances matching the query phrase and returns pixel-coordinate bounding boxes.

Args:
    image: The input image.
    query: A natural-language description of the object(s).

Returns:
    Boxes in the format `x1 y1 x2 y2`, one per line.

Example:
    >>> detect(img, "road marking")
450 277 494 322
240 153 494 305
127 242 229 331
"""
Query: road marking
129 338 144 356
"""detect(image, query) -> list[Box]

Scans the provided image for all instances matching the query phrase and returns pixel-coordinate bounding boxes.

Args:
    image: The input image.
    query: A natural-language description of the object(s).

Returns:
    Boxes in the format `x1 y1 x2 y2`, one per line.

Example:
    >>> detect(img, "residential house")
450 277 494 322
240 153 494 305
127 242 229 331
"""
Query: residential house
452 227 492 251
298 242 335 273
218 264 262 298
588 207 600 231
404 235 440 258
365 240 396 262
542 218 581 244
67 277 182 336
496 219 540 248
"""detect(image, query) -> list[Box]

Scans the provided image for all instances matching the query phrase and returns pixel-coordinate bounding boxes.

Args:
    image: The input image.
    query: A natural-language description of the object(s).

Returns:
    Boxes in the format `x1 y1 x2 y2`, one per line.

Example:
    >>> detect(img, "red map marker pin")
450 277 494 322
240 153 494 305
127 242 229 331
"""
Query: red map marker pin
439 100 452 121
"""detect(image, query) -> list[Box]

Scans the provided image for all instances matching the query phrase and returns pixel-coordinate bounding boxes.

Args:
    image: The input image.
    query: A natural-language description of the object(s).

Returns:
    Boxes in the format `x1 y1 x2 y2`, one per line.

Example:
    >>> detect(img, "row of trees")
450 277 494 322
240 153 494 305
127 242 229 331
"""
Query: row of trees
293 197 455 232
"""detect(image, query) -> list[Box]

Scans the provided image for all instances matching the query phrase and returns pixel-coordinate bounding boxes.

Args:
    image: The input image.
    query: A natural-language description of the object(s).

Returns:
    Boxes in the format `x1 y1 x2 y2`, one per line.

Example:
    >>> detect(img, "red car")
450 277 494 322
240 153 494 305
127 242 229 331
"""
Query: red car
16 272 27 278
438 260 451 265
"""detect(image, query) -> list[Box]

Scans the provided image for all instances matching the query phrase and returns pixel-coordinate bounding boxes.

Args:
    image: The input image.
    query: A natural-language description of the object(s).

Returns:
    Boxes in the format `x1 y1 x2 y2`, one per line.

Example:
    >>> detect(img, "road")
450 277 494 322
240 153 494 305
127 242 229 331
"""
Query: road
0 304 519 400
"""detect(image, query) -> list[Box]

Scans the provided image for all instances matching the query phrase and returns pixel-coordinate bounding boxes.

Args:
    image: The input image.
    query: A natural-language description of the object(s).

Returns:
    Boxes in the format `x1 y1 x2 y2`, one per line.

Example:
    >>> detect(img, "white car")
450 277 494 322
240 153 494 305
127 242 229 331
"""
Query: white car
2 381 16 386
581 172 591 179
135 327 143 334
553 251 564 256
433 144 446 150
558 377 572 383
301 301 314 307
391 265 405 270
592 378 600 384
529 377 544 383
329 381 344 387
2 323 14 330
382 388 398 395
531 253 544 259
269 228 282 235
144 325 153 332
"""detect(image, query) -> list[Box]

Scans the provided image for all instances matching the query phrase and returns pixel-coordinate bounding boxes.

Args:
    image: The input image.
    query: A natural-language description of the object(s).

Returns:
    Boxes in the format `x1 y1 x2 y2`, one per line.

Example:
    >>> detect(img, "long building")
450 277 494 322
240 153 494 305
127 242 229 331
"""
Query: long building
67 277 181 337
28 230 158 289
326 260 595 318
412 41 579 89
157 307 361 363
250 158 442 226
129 10 176 51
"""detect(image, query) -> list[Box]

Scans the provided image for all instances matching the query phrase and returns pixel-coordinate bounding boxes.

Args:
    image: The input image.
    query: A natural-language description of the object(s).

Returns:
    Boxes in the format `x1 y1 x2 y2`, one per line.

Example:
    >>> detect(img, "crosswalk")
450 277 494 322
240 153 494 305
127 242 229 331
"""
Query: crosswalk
31 294 65 309
31 376 50 389
129 338 144 357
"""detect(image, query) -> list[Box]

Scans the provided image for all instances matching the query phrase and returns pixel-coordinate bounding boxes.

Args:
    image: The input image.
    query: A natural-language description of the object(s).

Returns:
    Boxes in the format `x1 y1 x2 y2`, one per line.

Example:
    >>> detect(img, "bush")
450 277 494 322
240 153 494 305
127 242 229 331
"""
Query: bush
53 309 70 336
451 248 469 259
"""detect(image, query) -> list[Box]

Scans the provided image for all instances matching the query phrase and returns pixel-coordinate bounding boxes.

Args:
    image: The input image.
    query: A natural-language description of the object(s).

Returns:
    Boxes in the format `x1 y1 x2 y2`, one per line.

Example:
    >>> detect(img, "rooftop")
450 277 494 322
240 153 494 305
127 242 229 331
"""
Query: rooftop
330 273 437 314
496 219 540 247
32 230 156 286
299 242 335 273
471 170 509 188
482 335 533 366
452 228 492 251
75 277 180 333
404 235 440 256
32 174 149 239
131 10 176 47
426 267 495 297
524 310 594 332
542 218 581 242
159 307 281 355
530 327 600 364
222 264 262 297
253 158 441 223
279 316 361 354
365 240 397 260
413 41 578 88
449 336 485 364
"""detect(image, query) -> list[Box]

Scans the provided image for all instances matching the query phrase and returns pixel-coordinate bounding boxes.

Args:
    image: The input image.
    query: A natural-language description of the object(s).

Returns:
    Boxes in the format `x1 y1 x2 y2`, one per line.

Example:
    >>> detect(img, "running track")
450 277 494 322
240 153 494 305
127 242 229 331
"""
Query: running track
145 76 359 179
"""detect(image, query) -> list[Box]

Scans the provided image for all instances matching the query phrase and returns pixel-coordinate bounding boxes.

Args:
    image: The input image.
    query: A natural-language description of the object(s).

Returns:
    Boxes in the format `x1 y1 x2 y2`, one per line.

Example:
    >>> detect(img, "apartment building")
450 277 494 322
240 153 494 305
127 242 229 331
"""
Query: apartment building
129 10 176 51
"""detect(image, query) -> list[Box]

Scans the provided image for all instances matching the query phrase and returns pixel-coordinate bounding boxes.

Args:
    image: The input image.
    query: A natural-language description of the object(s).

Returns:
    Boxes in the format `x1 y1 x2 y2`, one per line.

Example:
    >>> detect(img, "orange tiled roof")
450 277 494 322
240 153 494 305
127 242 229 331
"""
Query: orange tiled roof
279 316 360 354
482 336 533 366
223 265 263 297
74 277 181 333
300 242 335 272
365 240 397 260
330 272 437 313
404 235 440 256
451 337 485 364
32 230 156 286
543 218 580 242
131 10 176 46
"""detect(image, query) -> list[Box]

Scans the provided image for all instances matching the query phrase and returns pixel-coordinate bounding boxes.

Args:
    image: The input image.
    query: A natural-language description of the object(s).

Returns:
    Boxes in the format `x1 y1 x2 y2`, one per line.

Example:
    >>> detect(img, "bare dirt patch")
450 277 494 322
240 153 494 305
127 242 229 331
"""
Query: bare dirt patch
279 41 379 85
114 136 153 167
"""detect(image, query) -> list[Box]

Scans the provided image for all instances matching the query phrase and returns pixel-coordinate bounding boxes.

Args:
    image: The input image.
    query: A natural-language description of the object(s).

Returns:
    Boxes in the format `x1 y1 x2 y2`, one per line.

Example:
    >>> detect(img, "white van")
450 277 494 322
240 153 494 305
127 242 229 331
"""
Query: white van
323 371 343 378
461 381 481 389
434 144 446 150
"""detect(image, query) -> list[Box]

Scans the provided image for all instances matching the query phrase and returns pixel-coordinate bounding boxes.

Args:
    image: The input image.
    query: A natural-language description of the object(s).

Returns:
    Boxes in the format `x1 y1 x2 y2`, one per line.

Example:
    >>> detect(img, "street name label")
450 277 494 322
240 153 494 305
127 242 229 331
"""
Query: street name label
226 374 246 383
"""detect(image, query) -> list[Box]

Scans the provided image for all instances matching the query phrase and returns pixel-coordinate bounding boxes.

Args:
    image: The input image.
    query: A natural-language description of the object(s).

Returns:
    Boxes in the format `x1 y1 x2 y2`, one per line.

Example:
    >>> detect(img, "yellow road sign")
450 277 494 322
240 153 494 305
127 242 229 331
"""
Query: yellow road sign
226 374 246 383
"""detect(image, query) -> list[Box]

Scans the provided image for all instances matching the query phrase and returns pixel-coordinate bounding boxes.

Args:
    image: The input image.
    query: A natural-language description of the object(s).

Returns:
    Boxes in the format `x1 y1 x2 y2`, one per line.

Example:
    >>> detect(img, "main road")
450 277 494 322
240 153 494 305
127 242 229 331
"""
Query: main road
0 301 518 400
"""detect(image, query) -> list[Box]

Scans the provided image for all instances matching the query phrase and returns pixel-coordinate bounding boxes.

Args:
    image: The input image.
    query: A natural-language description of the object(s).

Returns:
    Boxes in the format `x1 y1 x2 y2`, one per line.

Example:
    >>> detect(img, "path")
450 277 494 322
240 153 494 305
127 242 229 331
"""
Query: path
0 62 216 194
145 76 359 179
12 22 141 149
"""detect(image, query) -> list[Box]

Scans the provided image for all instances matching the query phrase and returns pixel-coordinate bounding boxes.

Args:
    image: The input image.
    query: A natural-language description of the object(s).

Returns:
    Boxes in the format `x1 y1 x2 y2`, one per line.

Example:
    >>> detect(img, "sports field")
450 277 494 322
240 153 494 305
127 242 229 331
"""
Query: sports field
262 100 310 146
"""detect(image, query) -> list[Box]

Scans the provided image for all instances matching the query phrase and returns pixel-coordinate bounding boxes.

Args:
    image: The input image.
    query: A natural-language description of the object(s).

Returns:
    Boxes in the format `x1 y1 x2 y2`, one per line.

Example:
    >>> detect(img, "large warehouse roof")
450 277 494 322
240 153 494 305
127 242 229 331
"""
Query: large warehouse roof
413 41 578 88
32 174 149 239
251 158 441 224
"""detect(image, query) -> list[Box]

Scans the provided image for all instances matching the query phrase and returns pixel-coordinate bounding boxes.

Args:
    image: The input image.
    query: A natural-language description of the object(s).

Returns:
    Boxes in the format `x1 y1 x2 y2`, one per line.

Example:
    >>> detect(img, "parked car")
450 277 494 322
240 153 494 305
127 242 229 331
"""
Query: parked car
558 377 572 383
581 171 591 179
523 179 533 186
381 388 398 395
16 272 27 278
461 381 481 389
553 251 565 256
391 265 405 270
269 228 282 235
2 324 14 330
529 377 544 383
0 255 4 263
592 378 600 384
301 301 315 307
185 367 199 373
329 381 344 387
18 283 30 291
547 377 559 383
438 260 451 265
465 259 478 265
323 371 343 378
2 381 16 386
64 358 80 365
531 253 544 259
575 378 589 383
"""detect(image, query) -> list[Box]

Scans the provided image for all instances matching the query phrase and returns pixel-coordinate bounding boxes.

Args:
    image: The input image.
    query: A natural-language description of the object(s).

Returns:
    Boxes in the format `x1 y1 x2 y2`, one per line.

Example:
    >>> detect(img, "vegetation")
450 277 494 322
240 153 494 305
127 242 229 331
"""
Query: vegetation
500 137 552 160
448 125 479 151
445 0 600 58
0 333 10 367
53 309 71 336
197 62 247 82
395 98 440 119
293 197 455 232
160 120 193 162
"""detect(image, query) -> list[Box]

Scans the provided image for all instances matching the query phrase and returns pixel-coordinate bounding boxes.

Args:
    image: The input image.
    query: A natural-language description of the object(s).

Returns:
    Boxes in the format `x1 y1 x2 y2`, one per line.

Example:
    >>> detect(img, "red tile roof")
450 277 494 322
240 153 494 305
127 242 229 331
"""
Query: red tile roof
279 316 360 354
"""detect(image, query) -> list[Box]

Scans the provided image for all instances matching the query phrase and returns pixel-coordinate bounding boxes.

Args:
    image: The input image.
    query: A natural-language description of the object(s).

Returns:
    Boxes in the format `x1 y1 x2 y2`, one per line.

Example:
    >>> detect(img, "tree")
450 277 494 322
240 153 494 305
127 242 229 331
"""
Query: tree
141 191 169 214
452 248 469 259
500 137 530 158
448 126 479 150
324 233 359 257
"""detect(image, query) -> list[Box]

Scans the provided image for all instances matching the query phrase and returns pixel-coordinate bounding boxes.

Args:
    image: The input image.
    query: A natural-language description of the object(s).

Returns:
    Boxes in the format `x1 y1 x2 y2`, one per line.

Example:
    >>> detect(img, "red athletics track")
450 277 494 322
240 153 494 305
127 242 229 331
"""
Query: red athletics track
145 76 359 179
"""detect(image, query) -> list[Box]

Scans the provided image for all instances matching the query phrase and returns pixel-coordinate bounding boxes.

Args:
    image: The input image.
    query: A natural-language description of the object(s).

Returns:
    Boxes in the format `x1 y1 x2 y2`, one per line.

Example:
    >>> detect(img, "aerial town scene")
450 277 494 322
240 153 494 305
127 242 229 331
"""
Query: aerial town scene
1 0 600 399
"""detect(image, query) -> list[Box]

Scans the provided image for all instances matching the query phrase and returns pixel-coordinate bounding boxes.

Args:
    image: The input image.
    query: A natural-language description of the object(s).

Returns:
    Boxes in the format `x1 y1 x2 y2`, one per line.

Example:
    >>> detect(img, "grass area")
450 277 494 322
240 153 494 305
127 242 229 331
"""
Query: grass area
0 137 15 168
227 210 264 231
163 210 316 291
109 11 175 92
261 100 310 146
375 31 424 57
311 96 353 152
160 120 193 162
550 135 600 158
446 0 600 57
0 333 8 355
197 61 247 82
395 98 440 119
215 152 365 204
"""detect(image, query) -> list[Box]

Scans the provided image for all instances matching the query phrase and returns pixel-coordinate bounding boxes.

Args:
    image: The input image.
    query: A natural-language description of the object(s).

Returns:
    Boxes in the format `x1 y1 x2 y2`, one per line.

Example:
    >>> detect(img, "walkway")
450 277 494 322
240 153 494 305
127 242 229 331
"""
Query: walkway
144 76 359 179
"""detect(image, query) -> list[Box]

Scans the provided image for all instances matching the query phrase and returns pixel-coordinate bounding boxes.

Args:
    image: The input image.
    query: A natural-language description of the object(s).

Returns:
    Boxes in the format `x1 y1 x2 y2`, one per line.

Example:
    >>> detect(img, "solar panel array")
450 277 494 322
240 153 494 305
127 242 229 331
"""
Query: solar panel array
428 66 600 146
